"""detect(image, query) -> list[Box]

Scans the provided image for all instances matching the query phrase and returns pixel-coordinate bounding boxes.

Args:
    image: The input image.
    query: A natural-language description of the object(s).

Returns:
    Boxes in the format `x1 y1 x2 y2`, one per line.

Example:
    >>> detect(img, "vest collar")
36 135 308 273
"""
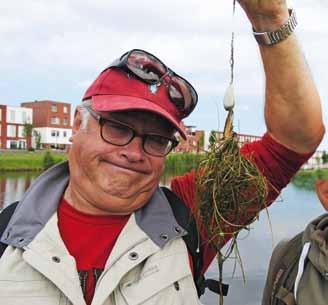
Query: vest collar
304 213 328 274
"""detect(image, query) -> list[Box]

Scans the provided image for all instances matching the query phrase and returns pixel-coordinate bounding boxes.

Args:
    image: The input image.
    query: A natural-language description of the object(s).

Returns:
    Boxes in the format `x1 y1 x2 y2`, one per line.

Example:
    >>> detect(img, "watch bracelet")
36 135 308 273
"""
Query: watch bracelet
253 9 297 46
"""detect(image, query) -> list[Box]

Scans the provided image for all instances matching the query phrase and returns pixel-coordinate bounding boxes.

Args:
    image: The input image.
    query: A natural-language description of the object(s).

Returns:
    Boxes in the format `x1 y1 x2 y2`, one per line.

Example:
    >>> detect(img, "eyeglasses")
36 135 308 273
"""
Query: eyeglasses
107 49 198 118
85 107 179 157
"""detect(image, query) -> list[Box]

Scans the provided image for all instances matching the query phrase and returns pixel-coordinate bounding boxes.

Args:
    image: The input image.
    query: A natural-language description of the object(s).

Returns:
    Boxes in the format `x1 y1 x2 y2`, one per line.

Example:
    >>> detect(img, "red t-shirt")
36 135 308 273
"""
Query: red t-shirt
57 199 129 305
58 132 312 304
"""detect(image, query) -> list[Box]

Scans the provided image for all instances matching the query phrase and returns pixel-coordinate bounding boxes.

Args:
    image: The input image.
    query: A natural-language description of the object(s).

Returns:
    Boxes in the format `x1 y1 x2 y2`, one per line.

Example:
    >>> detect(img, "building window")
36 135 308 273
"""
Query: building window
7 125 16 137
51 130 60 137
63 106 68 113
18 140 26 149
22 111 27 123
10 141 17 149
51 117 60 124
63 131 67 137
63 118 68 125
51 104 57 112
18 126 25 138
9 110 15 122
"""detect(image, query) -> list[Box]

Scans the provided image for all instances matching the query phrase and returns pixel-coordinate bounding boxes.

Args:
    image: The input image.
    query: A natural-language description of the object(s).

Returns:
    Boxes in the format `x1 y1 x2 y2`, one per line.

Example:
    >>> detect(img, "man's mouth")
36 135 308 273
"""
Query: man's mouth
101 160 149 175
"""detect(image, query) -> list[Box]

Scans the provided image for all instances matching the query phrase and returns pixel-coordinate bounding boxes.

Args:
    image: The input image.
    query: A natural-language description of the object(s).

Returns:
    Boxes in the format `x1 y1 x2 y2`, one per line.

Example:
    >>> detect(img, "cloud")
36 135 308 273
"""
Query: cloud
0 0 244 70
2 0 328 143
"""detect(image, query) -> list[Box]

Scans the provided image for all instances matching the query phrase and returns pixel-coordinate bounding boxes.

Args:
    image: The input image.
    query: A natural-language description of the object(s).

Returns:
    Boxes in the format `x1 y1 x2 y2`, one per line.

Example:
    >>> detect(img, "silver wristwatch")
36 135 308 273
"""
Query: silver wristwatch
253 9 297 46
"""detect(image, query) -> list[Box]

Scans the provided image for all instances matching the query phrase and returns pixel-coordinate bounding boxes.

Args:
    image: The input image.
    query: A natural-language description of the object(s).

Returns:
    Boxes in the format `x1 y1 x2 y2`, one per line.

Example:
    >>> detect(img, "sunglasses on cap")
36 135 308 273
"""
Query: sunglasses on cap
107 49 198 118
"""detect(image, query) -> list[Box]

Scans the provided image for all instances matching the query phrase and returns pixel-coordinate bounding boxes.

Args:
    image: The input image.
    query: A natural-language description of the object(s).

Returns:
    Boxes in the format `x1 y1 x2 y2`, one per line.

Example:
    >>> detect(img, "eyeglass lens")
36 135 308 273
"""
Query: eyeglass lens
124 50 197 117
126 51 166 83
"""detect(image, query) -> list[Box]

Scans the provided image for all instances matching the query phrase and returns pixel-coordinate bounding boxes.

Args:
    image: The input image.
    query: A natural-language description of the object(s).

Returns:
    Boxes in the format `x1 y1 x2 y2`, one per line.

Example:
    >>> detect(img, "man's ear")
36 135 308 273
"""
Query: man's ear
315 179 328 211
71 107 83 138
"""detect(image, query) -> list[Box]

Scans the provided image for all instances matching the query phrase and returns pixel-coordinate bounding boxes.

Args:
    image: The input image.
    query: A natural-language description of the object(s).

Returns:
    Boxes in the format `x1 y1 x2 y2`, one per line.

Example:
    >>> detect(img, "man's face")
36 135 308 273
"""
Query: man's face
67 108 175 215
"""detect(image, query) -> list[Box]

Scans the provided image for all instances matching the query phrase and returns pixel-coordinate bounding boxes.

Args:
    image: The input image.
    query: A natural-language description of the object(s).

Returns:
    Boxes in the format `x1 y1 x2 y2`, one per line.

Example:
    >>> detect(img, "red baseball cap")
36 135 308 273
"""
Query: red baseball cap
83 68 187 139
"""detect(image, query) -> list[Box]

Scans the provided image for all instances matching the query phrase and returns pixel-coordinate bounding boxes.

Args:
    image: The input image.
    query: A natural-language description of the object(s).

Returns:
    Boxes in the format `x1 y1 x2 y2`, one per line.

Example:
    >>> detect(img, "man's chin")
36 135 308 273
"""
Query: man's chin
95 190 153 214
100 184 154 201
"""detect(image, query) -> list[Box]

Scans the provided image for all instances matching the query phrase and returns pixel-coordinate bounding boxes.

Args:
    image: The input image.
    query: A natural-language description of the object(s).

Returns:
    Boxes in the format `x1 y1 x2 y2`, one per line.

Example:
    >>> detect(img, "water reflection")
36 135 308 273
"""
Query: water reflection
0 172 40 209
0 171 326 305
201 184 325 305
0 169 180 209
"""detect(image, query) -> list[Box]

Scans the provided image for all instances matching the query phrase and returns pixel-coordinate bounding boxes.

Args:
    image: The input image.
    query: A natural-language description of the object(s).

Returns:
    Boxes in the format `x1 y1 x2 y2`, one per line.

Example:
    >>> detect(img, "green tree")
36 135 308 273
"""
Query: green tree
209 130 217 148
22 123 33 137
322 151 328 164
33 130 42 150
22 122 33 150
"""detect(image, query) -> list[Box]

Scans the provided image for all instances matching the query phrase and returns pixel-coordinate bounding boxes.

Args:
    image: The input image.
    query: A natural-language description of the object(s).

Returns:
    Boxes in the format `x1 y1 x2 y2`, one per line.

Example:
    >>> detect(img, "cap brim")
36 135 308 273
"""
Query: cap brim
91 95 187 140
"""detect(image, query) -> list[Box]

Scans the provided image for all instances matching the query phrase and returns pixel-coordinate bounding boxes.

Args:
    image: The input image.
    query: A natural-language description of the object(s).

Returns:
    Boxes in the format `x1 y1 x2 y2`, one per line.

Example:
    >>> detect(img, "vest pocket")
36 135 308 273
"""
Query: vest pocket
119 254 200 305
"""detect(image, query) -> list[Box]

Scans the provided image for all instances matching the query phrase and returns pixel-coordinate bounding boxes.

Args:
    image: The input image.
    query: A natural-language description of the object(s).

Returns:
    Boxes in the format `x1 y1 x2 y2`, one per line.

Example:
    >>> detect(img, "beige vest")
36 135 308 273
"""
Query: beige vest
0 212 202 305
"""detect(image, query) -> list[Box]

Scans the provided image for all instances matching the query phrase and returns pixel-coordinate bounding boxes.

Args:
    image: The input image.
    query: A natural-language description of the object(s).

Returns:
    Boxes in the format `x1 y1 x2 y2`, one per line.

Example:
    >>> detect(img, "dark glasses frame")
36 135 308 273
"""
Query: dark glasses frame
84 106 179 157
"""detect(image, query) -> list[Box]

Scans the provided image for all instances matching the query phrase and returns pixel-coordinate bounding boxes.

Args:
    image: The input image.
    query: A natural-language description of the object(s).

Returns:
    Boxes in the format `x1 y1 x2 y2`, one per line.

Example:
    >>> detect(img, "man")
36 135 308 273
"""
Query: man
0 1 324 305
261 180 328 305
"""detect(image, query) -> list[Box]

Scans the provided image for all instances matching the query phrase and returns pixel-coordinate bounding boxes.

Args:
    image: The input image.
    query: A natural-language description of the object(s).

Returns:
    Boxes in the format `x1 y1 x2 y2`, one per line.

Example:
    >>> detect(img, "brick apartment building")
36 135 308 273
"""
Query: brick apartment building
173 124 261 154
0 104 33 149
21 100 72 150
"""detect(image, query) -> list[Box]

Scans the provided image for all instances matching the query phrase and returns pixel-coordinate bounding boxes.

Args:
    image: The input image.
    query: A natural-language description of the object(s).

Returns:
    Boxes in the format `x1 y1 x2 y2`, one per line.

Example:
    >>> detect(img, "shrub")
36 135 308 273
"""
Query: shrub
292 169 328 190
43 151 56 170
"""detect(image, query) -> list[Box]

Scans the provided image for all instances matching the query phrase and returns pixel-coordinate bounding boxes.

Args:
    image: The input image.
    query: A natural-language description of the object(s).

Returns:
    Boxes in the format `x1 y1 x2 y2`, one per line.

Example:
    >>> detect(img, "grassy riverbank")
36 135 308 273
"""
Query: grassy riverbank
2 151 325 191
292 168 328 190
165 152 204 174
0 151 67 171
0 150 202 172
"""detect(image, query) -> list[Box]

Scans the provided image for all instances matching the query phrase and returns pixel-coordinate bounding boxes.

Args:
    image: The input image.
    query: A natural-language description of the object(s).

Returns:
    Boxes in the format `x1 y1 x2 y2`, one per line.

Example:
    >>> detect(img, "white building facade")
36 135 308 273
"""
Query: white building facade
32 127 72 149
5 106 33 149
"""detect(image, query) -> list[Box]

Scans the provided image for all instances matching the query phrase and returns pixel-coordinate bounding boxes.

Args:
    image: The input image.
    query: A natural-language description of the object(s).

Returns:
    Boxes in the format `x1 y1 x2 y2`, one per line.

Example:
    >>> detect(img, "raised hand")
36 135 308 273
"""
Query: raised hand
237 0 289 31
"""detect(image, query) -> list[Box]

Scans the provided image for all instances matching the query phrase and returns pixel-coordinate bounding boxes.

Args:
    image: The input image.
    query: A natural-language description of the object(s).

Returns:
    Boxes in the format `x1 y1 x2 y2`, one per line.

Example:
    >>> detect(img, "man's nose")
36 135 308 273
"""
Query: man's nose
120 136 145 162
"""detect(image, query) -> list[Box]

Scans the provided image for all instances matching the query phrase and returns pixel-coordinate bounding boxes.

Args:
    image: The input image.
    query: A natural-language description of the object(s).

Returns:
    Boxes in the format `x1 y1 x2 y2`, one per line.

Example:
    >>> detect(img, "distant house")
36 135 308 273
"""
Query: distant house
174 126 261 154
0 104 33 149
175 123 205 153
21 100 72 150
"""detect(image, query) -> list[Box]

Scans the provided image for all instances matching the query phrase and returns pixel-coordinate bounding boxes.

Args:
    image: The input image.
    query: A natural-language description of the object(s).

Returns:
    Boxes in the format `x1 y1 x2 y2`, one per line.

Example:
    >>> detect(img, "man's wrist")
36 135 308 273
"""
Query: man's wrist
253 9 297 46
251 10 290 33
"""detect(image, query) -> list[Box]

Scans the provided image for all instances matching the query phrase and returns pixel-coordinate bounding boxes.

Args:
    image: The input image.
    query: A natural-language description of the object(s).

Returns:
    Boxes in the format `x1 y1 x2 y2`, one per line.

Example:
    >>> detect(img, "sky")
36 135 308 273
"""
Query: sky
1 0 328 148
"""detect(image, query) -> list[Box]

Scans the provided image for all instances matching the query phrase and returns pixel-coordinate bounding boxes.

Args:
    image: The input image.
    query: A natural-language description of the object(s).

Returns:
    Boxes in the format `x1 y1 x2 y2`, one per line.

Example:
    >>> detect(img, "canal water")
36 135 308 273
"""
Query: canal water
0 171 326 305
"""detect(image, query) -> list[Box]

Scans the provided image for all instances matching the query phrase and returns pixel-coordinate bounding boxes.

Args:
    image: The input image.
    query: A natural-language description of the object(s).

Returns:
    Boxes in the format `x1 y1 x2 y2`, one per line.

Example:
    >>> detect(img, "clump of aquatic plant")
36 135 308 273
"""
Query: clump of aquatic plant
196 109 268 304
196 2 270 303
